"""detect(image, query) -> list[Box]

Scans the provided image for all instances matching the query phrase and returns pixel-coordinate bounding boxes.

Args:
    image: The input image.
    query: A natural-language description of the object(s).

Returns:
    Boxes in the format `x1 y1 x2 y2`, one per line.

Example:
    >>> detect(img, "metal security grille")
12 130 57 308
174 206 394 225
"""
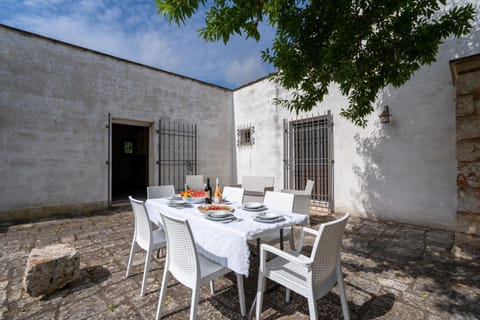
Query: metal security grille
158 119 197 193
283 111 334 211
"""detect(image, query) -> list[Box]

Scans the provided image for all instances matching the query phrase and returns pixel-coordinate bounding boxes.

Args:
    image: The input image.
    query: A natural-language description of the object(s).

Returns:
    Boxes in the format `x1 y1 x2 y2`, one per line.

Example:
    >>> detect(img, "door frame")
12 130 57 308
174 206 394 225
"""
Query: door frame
108 117 154 206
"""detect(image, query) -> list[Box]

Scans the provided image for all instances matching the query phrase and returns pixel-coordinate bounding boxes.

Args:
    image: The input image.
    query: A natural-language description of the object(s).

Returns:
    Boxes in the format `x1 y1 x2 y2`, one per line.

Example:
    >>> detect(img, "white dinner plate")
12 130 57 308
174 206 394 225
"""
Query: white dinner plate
243 206 267 212
205 212 235 221
168 203 192 208
169 199 187 205
253 215 285 223
207 210 232 218
222 198 232 204
255 213 280 220
243 202 264 209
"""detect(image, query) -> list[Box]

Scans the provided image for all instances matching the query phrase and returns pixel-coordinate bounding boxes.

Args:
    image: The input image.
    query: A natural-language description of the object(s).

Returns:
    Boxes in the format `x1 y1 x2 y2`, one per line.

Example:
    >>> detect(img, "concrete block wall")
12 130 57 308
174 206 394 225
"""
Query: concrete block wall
0 26 234 222
451 54 480 248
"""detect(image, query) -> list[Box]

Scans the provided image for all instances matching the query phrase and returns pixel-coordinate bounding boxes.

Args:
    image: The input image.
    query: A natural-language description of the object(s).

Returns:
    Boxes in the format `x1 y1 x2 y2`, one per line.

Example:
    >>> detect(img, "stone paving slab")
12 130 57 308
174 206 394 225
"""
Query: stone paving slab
0 208 479 320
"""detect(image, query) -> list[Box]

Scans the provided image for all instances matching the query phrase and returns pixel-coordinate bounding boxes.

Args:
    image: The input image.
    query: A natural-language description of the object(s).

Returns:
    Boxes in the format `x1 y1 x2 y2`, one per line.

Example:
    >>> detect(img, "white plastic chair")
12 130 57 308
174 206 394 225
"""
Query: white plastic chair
156 211 246 320
147 185 175 199
126 196 167 296
281 179 314 215
253 191 295 249
186 175 204 190
304 180 314 194
256 213 351 320
222 186 244 204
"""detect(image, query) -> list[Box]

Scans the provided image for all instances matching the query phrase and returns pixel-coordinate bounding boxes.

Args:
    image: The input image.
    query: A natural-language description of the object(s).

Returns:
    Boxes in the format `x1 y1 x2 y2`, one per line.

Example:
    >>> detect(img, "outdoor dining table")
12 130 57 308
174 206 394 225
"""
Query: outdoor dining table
145 198 310 277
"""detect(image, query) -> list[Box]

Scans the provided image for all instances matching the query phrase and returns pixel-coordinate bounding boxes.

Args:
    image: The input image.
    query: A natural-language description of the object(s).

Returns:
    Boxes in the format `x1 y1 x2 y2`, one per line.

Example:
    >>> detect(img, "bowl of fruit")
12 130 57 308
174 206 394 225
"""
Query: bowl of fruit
181 189 206 204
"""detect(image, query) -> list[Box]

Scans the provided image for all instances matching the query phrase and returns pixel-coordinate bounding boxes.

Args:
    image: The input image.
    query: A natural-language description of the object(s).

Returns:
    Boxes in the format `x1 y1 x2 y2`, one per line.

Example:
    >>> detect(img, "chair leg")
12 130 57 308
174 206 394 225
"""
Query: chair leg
337 271 350 320
236 273 246 316
209 280 215 295
285 288 291 303
126 240 137 278
141 249 153 296
190 285 201 320
307 296 318 320
156 270 170 320
255 274 266 320
157 247 166 259
289 234 296 251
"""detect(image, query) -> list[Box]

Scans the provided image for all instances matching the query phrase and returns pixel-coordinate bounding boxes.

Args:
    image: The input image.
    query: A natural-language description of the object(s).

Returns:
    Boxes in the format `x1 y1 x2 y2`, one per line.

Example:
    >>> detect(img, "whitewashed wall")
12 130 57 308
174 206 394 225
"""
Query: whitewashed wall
234 0 480 230
0 26 234 220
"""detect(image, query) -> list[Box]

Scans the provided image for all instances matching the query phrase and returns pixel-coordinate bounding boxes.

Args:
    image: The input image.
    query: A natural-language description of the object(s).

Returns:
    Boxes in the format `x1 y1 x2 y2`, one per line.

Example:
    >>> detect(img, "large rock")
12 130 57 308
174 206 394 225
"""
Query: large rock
23 243 80 297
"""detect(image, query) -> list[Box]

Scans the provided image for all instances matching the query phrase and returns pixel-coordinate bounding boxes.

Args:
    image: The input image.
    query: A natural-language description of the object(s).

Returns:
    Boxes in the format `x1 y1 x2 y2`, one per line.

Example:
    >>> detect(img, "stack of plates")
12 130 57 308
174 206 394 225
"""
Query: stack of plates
183 196 206 204
204 210 235 221
242 202 267 212
167 199 192 208
221 197 232 204
253 213 285 223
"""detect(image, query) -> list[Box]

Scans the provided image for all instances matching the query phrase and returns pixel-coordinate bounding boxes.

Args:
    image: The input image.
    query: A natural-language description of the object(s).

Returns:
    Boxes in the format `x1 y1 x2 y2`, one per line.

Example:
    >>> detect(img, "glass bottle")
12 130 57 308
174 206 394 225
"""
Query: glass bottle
213 178 222 204
205 178 212 204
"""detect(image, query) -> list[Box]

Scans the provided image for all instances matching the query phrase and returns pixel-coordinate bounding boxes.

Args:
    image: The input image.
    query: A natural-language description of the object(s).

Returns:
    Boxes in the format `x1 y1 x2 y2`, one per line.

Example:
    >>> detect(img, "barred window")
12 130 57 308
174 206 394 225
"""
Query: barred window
237 126 255 146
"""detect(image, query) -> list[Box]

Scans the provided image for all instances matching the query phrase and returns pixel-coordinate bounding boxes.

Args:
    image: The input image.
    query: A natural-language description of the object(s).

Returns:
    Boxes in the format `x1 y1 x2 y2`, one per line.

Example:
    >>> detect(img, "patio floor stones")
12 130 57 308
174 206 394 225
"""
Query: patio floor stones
0 209 479 319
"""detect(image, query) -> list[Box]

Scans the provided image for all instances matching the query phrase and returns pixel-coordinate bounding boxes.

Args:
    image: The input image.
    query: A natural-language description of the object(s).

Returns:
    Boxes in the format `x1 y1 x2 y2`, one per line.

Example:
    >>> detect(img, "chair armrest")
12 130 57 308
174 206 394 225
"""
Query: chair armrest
259 243 312 271
302 227 318 236
294 226 318 253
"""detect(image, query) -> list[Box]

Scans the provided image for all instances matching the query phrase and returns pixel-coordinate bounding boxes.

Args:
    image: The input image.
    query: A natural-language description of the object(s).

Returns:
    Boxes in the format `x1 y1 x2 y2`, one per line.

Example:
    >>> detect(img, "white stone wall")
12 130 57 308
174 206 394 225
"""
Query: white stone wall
1 0 478 228
234 1 480 230
0 26 234 216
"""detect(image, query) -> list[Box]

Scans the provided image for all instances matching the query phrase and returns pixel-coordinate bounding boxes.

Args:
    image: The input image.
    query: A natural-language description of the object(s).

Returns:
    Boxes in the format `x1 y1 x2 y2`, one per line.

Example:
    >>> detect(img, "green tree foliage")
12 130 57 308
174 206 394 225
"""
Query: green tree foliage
157 0 475 126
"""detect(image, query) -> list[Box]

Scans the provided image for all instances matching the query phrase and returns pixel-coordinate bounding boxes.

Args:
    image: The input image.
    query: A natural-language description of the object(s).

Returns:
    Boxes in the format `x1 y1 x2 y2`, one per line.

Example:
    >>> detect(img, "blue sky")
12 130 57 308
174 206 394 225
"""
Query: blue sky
0 0 276 88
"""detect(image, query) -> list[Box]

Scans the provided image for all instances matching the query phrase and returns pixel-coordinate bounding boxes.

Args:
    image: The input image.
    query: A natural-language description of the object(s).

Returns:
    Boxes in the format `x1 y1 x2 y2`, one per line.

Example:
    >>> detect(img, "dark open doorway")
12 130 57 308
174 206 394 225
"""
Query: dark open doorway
112 123 149 203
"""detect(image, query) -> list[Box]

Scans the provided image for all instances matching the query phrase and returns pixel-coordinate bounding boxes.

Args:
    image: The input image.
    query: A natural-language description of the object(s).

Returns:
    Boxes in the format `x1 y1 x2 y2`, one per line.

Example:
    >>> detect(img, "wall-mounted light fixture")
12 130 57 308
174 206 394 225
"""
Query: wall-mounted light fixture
379 105 391 124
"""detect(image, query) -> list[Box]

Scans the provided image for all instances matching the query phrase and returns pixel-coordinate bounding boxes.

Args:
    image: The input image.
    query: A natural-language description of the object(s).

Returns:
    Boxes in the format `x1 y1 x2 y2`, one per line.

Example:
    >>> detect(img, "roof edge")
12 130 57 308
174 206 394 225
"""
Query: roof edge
449 52 480 85
233 72 278 91
0 24 232 92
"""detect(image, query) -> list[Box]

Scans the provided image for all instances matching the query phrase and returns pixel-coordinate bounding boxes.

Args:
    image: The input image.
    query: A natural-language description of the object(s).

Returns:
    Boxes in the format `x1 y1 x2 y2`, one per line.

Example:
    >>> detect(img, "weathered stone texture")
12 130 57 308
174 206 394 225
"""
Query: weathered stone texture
0 209 479 319
455 72 480 96
456 211 480 235
454 231 480 255
23 243 80 297
457 173 480 216
456 115 480 141
453 55 480 242
457 162 480 189
456 94 475 117
457 138 480 162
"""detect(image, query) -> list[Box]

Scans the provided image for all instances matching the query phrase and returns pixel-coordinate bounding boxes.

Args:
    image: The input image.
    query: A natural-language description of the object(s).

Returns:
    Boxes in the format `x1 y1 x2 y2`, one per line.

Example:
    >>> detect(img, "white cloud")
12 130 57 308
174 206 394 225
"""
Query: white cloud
137 32 180 70
224 55 268 86
23 0 67 7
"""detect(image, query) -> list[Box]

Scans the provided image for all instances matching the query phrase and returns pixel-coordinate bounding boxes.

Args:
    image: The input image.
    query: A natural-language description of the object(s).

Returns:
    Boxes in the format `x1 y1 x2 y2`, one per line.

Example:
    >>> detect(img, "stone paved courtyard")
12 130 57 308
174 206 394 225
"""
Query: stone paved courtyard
0 207 479 320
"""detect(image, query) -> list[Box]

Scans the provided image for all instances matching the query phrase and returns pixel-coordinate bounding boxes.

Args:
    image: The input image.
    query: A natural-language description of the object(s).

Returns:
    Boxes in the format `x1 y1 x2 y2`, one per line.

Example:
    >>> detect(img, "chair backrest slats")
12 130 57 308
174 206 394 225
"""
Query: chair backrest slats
160 212 199 289
129 196 152 249
263 191 294 213
147 185 175 199
305 180 315 194
310 213 350 285
222 186 244 203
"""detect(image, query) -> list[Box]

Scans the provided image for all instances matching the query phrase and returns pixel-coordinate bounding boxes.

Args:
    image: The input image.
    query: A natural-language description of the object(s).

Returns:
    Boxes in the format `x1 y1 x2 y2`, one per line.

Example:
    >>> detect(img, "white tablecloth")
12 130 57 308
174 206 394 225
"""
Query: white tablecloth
145 199 309 276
